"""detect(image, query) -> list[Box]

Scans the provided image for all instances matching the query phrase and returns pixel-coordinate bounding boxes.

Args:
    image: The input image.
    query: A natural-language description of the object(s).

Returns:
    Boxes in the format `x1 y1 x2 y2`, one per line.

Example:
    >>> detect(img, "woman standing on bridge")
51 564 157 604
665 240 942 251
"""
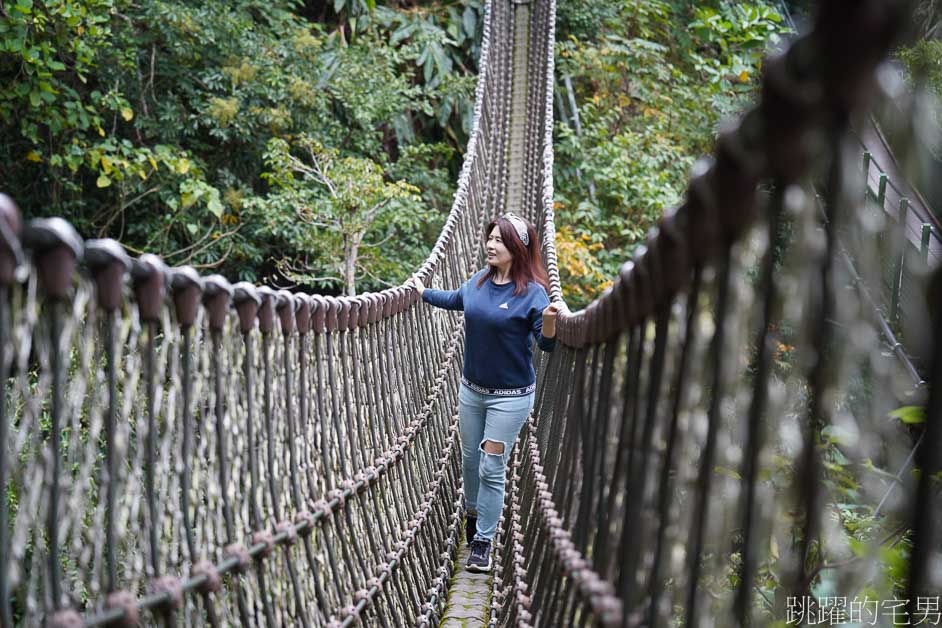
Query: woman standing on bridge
408 213 563 573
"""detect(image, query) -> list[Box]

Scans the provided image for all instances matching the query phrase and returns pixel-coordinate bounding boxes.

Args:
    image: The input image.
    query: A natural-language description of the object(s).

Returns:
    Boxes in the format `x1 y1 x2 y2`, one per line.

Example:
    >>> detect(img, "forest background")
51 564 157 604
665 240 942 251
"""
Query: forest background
0 0 938 306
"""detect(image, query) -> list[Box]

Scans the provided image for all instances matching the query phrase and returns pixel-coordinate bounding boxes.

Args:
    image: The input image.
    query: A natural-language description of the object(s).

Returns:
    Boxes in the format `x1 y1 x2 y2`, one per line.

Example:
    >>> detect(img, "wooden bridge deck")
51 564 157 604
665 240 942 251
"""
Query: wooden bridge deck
440 545 493 628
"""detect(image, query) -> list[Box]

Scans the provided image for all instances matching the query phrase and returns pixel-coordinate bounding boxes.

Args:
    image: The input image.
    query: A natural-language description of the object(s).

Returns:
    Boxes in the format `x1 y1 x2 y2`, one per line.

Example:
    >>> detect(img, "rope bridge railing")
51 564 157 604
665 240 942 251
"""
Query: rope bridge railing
494 0 942 626
0 205 475 626
0 1 532 626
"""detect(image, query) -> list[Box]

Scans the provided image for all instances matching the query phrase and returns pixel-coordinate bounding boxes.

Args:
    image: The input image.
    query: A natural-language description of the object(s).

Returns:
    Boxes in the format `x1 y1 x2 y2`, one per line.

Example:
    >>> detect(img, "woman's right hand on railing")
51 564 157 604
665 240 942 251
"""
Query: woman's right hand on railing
407 275 425 296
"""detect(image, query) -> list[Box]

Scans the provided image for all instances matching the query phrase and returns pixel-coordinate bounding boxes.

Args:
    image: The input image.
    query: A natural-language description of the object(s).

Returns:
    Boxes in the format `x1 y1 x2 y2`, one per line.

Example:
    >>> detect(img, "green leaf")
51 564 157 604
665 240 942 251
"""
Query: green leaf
207 195 224 219
431 42 450 75
888 405 926 424
391 23 415 45
96 175 111 188
463 7 477 36
186 223 198 236
830 447 849 465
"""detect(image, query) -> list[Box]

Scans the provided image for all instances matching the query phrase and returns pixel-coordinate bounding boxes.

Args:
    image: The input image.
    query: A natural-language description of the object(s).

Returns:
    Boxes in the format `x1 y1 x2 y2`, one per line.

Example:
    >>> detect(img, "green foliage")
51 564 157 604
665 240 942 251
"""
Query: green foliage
888 405 926 425
0 0 483 292
251 135 428 294
910 0 942 39
688 3 784 93
817 421 914 600
555 1 622 43
898 39 942 98
553 224 610 303
0 0 787 299
0 0 119 143
554 0 788 308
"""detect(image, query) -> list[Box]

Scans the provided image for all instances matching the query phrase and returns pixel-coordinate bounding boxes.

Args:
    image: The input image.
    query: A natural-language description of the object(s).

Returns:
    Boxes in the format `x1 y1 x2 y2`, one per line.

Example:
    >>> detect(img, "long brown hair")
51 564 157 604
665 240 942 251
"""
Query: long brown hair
476 215 550 296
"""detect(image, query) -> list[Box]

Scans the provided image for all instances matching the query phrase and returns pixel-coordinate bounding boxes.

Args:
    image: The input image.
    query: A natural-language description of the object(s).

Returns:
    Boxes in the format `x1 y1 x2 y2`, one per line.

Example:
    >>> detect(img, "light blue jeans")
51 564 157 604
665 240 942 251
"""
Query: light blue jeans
458 382 535 542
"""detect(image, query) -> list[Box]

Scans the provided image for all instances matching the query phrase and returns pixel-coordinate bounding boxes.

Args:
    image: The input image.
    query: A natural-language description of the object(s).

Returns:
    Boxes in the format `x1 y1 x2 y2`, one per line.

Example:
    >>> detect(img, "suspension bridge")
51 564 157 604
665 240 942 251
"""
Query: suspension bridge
0 0 940 626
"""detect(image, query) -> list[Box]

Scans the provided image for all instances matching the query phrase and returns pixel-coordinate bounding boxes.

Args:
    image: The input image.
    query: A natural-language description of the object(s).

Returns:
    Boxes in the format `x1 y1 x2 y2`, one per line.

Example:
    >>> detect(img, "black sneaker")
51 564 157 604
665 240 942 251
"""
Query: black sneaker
465 515 477 546
467 539 492 573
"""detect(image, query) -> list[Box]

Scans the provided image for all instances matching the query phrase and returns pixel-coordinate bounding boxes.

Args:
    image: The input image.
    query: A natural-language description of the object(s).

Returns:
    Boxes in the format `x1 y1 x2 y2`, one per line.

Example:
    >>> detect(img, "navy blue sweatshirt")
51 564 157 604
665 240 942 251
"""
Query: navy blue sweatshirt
422 268 556 392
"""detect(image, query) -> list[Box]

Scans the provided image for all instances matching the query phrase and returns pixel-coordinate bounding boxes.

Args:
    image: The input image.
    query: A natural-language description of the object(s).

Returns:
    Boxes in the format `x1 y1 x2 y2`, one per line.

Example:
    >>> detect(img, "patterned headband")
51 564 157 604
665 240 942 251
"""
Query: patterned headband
501 213 530 246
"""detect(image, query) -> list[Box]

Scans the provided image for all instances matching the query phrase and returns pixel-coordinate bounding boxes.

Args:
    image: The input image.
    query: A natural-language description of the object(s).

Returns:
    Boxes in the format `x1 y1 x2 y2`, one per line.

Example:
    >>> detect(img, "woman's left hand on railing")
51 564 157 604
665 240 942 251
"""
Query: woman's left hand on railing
406 275 425 296
541 301 567 337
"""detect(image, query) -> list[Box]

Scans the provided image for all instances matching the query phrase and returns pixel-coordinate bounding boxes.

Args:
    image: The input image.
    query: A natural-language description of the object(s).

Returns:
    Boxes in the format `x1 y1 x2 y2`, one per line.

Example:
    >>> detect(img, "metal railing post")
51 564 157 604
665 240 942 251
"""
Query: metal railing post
890 197 909 323
877 172 888 209
922 223 932 262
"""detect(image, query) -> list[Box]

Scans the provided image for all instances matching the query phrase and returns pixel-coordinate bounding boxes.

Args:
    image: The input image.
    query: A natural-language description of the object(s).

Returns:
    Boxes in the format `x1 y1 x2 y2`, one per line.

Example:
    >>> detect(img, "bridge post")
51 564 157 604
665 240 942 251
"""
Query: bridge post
504 0 531 217
170 266 215 621
24 218 82 618
131 253 169 595
86 239 132 597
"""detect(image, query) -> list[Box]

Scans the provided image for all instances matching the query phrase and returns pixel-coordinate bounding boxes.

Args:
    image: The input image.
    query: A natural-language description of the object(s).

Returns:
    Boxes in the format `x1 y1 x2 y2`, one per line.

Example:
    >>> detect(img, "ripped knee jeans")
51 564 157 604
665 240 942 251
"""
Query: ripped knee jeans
458 382 535 542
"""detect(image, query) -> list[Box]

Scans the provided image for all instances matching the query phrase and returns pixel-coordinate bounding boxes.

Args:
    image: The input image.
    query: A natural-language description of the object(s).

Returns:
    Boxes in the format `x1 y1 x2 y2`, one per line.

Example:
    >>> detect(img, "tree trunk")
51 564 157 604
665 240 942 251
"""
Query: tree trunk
344 232 362 296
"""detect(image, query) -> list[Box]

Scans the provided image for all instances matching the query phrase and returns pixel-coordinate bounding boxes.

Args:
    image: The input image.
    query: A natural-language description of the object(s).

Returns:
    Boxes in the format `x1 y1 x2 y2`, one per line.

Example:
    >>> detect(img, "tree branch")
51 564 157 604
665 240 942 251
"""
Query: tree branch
275 258 342 283
360 266 398 288
363 197 391 223
190 240 235 269
304 146 337 196
360 230 397 248
96 186 161 237
167 224 243 263
802 521 910 588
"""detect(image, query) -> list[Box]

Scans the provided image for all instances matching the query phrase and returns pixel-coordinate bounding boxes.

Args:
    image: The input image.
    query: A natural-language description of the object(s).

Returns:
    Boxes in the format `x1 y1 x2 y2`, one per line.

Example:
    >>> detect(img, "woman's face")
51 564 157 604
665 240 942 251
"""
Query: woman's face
485 225 513 270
